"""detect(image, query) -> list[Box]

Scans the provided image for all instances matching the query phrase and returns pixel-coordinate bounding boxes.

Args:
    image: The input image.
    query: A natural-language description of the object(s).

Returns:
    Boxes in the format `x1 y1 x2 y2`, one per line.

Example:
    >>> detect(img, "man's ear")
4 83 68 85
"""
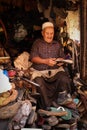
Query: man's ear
41 30 44 36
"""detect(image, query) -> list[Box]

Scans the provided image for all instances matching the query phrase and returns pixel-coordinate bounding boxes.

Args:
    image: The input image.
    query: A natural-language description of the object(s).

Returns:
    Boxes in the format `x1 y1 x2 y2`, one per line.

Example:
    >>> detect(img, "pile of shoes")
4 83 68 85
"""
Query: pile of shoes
37 105 78 130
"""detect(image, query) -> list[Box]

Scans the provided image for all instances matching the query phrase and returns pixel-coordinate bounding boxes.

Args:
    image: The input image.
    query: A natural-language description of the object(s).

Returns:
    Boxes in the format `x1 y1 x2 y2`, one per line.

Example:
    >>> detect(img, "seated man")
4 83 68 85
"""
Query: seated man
30 21 72 109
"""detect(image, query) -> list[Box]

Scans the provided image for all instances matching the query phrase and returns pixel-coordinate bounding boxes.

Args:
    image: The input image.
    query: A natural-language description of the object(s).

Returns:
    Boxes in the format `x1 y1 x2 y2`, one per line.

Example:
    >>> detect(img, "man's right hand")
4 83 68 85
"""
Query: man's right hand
46 58 56 66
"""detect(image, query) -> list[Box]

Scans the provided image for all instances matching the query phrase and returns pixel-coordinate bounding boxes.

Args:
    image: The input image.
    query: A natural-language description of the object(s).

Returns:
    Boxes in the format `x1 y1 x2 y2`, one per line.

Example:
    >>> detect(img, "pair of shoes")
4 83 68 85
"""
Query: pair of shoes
57 91 72 105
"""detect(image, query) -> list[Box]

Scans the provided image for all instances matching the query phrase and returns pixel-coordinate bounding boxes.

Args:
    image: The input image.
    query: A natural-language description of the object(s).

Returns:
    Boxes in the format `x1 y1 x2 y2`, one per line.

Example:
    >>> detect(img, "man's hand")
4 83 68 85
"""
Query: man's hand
46 58 56 66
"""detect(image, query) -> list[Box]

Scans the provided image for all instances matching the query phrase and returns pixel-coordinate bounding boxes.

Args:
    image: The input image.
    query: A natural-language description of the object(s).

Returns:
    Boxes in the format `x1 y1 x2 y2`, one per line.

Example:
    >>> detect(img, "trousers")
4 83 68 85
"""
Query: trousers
34 71 71 108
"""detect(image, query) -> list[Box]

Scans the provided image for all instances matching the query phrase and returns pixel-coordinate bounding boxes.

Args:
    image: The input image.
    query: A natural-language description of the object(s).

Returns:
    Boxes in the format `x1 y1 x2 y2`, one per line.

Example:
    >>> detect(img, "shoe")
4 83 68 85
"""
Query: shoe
70 123 77 130
65 100 76 109
57 123 70 129
42 124 51 130
28 108 37 125
57 91 72 105
70 109 80 120
69 119 77 130
38 108 67 116
46 116 59 126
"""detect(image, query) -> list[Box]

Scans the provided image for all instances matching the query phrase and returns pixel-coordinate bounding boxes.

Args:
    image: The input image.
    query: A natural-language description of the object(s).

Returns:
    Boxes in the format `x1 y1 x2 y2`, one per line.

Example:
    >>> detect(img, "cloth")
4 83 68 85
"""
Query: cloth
14 51 32 70
30 66 65 80
30 39 65 71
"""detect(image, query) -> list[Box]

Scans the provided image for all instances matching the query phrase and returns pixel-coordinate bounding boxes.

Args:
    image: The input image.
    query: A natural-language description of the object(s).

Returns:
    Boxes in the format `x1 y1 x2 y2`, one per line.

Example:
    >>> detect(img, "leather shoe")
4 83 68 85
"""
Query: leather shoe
57 91 72 105
46 116 59 126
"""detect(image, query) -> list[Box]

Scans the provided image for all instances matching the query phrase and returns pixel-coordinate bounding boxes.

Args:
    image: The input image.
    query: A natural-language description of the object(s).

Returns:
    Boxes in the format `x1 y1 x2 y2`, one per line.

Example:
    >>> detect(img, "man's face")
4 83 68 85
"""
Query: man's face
42 27 54 43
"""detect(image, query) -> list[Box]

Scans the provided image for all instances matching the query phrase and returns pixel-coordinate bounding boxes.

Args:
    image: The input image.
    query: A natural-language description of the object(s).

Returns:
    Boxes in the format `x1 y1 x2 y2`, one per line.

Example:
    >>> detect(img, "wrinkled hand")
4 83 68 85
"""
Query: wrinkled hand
46 58 56 66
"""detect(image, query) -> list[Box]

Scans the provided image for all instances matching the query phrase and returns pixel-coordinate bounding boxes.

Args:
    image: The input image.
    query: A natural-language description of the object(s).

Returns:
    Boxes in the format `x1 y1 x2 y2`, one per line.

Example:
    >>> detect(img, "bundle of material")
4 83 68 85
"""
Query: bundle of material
14 51 32 70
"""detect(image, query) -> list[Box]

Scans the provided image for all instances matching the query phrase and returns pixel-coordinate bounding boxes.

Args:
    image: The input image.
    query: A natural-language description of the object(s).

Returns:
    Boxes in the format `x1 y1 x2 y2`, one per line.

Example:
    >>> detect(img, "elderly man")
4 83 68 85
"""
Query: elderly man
30 21 72 109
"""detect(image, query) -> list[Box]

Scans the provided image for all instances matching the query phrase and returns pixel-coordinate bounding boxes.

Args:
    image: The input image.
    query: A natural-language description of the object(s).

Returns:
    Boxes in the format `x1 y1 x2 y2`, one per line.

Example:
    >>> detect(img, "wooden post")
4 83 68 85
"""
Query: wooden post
80 0 87 82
